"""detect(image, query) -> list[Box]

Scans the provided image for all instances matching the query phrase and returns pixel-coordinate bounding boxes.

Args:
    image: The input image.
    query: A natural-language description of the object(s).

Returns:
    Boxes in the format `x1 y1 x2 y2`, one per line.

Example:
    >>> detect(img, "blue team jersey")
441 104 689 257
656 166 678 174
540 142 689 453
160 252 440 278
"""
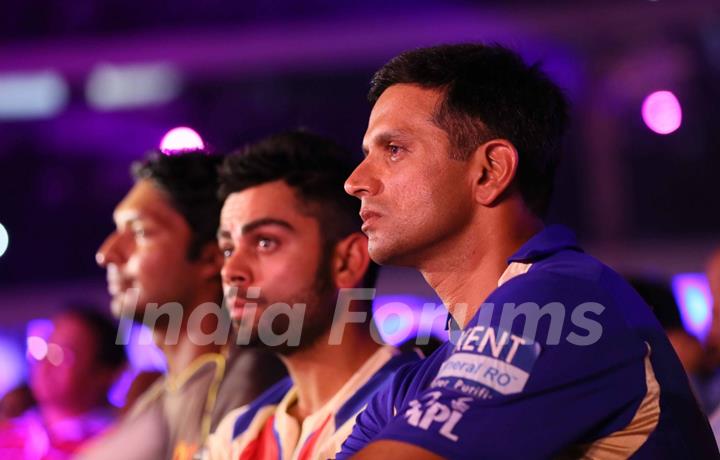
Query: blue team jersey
338 225 718 459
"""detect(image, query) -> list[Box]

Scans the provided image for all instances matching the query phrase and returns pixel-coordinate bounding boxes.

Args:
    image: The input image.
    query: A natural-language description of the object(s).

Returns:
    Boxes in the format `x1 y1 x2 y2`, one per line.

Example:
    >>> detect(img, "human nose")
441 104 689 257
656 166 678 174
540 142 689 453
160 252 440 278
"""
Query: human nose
95 231 125 267
344 156 381 198
221 249 253 290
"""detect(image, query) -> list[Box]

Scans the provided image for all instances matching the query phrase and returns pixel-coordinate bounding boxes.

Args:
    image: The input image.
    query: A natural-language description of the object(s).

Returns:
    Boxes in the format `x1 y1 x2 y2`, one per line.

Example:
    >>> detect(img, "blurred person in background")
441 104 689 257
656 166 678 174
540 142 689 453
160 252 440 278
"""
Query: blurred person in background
628 277 705 377
80 150 285 460
0 307 126 460
0 384 36 422
704 248 720 444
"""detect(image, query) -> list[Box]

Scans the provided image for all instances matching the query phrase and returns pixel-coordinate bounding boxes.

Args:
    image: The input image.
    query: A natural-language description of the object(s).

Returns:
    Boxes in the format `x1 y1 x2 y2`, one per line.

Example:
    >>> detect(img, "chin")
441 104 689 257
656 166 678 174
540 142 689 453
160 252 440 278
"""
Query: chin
368 236 395 263
369 242 415 267
368 245 393 265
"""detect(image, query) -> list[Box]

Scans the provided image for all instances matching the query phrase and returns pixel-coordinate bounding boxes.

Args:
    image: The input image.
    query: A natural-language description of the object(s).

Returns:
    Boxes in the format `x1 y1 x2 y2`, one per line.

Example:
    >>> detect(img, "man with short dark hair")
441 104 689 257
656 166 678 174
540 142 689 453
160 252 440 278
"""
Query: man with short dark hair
340 43 717 459
203 131 419 460
81 150 285 460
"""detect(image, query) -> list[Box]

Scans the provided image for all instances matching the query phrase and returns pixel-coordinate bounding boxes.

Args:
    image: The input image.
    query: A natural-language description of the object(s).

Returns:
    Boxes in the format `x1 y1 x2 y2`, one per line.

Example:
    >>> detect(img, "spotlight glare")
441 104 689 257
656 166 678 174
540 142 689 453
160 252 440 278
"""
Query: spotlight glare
0 223 8 258
159 127 205 154
642 90 682 135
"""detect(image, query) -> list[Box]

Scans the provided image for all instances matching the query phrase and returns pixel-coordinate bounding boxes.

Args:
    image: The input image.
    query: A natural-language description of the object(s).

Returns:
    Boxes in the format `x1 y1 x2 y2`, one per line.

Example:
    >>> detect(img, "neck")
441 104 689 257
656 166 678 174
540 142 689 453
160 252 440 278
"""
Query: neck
281 324 381 424
420 202 543 328
155 287 225 377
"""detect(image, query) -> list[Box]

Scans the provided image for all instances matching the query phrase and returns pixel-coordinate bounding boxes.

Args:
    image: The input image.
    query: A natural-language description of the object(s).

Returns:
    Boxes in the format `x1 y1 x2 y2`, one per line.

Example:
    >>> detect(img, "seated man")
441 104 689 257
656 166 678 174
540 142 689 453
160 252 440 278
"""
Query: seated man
82 150 286 460
203 132 420 460
0 307 126 460
340 43 718 458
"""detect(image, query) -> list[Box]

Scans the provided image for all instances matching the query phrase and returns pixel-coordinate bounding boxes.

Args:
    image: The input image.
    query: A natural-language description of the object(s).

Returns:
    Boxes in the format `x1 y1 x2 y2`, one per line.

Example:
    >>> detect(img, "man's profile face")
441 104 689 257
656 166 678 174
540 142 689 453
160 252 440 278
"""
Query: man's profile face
96 179 202 320
345 83 475 266
218 180 336 352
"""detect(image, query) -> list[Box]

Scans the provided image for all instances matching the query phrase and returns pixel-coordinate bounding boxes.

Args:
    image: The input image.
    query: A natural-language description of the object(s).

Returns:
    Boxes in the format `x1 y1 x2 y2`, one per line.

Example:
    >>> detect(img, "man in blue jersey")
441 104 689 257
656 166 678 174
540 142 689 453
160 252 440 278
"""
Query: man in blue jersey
340 44 718 459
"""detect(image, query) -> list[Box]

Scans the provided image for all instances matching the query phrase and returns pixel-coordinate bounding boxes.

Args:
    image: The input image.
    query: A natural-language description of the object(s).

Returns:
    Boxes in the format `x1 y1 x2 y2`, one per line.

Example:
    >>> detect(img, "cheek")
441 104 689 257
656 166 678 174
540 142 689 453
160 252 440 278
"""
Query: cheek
132 247 179 279
258 252 320 293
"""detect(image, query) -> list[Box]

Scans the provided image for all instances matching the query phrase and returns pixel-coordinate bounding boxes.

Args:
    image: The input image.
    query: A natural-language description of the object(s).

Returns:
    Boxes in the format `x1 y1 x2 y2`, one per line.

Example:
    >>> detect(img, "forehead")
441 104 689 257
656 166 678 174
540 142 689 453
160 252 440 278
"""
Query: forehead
114 179 183 226
50 315 97 348
220 180 317 231
365 84 444 135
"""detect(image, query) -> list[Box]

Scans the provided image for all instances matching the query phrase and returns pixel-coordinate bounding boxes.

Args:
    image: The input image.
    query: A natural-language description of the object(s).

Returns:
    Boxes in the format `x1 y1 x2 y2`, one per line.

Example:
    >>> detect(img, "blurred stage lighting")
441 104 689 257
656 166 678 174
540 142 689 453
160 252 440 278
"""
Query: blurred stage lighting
672 273 712 342
0 71 68 120
26 336 48 361
108 322 167 408
160 126 205 154
372 295 448 346
123 322 167 372
0 222 8 258
86 62 181 111
0 334 25 397
642 90 682 135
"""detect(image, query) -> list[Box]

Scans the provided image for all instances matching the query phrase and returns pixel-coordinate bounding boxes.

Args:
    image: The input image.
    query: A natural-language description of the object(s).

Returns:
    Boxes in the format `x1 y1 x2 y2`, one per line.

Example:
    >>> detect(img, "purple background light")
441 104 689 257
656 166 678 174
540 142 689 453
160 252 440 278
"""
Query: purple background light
0 334 25 396
159 126 205 153
108 322 166 407
642 90 682 135
372 295 448 346
672 273 712 342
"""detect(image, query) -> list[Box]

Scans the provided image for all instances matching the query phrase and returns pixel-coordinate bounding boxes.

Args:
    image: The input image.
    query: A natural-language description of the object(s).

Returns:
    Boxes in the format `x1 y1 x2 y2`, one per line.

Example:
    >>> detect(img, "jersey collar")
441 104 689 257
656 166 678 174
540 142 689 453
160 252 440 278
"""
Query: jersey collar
507 224 583 264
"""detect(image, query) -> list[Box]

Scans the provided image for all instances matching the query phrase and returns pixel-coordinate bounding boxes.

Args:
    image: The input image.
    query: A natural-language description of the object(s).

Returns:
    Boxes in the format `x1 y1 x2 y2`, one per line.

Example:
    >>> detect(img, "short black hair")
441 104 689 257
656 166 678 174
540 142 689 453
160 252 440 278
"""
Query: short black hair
369 43 569 217
219 131 378 288
131 150 223 260
57 305 127 370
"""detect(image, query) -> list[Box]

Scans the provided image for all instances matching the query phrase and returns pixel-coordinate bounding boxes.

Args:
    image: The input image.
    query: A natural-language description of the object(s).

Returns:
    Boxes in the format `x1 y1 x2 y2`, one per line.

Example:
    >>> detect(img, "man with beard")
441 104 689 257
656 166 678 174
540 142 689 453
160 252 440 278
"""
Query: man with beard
202 131 420 460
80 150 285 460
339 43 717 459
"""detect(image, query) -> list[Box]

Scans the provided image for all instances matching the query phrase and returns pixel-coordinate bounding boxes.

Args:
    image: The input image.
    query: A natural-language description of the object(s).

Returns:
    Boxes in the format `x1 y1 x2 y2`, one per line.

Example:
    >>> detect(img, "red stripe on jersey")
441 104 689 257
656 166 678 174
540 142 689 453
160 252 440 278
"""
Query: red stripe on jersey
297 414 332 460
238 415 281 460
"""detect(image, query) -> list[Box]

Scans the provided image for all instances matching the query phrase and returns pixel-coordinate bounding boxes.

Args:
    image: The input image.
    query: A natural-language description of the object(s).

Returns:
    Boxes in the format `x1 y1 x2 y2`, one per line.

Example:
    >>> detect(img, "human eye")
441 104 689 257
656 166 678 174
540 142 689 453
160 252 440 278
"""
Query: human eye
220 245 234 259
130 223 148 239
256 236 278 252
387 143 405 161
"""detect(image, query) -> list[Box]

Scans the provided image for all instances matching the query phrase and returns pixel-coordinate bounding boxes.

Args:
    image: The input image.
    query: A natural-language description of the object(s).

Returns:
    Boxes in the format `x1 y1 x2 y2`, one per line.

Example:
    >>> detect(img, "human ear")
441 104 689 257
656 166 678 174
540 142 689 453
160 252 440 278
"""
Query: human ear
471 139 519 206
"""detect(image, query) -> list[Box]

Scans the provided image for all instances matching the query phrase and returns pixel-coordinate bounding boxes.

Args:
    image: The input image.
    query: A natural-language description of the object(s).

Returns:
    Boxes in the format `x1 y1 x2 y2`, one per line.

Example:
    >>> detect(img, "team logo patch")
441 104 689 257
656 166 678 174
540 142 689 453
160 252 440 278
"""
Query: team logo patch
403 391 472 442
431 325 541 399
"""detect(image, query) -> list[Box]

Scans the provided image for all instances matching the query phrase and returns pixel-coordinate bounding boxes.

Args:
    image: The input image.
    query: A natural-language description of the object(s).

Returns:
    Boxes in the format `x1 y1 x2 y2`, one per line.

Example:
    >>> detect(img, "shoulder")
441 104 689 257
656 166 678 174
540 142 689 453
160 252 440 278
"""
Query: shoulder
382 343 455 411
486 250 655 341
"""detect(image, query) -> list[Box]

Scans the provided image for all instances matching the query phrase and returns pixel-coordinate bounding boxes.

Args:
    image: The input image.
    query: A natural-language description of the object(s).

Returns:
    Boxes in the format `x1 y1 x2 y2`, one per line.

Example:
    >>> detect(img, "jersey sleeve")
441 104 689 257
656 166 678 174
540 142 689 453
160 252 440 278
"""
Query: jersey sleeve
336 384 392 459
370 273 655 459
336 360 424 460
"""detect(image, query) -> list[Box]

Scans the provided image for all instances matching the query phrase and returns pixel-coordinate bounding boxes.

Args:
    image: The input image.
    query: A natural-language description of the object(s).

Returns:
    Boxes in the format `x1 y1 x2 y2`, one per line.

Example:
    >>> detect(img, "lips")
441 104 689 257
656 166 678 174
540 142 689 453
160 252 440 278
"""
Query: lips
106 275 132 297
224 290 262 320
359 209 382 232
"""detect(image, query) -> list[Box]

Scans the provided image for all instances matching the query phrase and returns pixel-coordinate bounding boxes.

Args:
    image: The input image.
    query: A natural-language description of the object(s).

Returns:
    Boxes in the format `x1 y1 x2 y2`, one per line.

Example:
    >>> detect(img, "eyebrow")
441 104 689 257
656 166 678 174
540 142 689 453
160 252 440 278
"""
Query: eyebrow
217 218 295 240
362 130 413 156
114 213 144 230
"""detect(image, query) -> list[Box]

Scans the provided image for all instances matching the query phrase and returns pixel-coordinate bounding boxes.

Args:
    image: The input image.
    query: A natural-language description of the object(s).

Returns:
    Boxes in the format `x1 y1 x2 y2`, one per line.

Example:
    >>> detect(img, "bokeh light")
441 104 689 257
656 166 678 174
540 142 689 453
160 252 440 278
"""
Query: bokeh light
27 336 48 361
0 222 9 258
0 335 25 396
642 90 682 135
672 273 712 342
159 126 205 154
